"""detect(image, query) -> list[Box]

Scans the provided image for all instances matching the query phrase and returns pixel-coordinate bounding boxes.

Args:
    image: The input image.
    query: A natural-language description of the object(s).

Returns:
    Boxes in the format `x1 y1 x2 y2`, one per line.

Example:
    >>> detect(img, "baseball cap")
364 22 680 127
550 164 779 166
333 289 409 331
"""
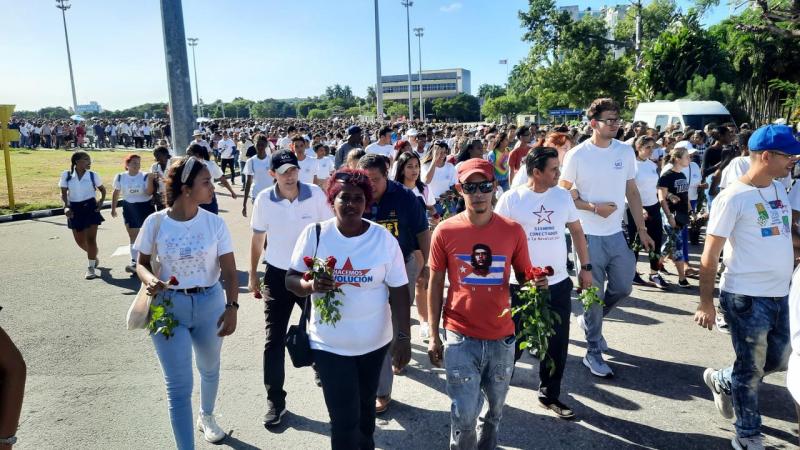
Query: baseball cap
347 125 362 135
674 140 696 154
457 159 495 183
271 150 299 174
749 124 800 155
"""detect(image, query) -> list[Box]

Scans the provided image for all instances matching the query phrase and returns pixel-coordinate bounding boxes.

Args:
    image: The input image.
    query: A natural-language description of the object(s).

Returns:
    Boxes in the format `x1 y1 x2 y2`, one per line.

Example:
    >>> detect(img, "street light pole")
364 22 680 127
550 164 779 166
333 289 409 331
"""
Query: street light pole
187 37 202 118
159 0 195 155
55 0 78 114
373 0 384 121
402 0 414 122
414 27 424 122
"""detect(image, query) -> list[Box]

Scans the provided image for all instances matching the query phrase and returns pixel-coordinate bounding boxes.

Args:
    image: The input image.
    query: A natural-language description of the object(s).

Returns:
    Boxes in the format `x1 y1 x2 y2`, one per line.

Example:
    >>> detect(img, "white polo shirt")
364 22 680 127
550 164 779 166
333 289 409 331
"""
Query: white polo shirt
59 170 103 203
250 182 333 270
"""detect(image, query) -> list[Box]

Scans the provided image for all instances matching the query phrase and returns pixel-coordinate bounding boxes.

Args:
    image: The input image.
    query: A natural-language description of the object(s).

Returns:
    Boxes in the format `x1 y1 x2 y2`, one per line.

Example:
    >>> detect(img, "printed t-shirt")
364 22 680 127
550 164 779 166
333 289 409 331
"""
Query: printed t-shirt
289 219 408 356
134 208 234 288
487 148 510 181
707 180 792 297
362 180 428 259
113 172 152 203
429 212 532 340
495 186 578 284
560 139 636 236
243 155 273 198
658 170 689 225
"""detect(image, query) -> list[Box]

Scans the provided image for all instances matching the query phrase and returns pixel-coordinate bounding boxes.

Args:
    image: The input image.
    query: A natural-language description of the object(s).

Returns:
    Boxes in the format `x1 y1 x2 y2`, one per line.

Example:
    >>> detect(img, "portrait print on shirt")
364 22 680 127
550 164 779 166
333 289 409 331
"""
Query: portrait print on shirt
455 243 505 285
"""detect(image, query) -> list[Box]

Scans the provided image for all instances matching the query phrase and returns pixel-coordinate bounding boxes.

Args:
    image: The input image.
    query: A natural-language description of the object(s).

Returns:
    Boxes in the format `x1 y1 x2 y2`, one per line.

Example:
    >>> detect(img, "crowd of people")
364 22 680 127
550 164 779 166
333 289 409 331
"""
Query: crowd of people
16 97 800 450
7 117 171 150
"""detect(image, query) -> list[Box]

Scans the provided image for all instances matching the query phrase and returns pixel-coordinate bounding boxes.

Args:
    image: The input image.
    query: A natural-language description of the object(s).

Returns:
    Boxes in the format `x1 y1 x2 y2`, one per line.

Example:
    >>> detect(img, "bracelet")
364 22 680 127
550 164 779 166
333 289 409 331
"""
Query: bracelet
225 302 240 309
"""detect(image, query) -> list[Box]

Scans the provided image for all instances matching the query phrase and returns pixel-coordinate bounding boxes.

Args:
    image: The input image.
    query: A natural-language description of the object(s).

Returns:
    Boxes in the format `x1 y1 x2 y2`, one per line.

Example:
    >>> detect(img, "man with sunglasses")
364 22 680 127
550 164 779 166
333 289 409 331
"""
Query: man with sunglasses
695 124 800 450
428 158 545 449
559 98 655 378
356 154 430 414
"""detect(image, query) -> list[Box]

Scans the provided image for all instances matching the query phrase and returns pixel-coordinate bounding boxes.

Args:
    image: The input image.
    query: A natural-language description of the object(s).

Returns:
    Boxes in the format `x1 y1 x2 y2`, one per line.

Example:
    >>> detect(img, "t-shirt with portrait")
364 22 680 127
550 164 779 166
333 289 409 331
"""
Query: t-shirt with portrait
289 219 408 356
429 212 532 341
134 208 234 289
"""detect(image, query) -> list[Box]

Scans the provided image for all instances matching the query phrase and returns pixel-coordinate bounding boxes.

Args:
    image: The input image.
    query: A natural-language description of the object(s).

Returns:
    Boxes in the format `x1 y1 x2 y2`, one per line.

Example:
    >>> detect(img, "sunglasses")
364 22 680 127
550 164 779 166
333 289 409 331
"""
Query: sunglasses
461 180 494 194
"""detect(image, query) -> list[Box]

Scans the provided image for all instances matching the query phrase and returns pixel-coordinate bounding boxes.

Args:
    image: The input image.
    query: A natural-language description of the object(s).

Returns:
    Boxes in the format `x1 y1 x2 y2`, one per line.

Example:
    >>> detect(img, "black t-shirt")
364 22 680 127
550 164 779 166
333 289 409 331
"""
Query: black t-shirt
245 145 257 158
658 170 689 226
362 180 428 259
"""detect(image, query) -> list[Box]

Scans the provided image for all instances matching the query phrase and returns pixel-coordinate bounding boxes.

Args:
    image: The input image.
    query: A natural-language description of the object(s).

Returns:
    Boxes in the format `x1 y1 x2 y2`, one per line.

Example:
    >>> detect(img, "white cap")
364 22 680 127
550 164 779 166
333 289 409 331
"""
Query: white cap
406 128 418 137
674 140 696 154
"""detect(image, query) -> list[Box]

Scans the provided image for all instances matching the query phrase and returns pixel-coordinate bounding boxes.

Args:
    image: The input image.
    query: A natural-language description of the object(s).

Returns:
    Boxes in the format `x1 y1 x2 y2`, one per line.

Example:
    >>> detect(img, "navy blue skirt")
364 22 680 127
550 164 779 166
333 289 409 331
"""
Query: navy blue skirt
122 200 155 228
200 194 219 215
67 198 105 231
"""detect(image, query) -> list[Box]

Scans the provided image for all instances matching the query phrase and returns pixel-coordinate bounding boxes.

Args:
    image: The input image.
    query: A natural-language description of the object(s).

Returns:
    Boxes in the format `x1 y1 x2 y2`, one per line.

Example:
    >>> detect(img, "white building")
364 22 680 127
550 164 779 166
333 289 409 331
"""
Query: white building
380 68 471 102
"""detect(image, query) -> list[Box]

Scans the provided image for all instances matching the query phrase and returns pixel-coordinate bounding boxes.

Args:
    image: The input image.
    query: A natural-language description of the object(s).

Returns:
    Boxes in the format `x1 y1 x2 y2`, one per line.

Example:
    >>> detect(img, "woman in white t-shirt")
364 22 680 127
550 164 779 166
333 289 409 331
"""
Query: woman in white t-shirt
286 168 411 449
111 154 155 273
58 151 107 280
187 143 237 214
421 141 458 216
133 156 239 449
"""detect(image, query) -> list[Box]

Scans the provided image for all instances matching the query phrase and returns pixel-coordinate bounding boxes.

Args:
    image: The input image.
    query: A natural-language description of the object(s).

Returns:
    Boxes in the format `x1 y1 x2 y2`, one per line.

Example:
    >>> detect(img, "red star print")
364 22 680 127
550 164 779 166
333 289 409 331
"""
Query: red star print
333 257 372 288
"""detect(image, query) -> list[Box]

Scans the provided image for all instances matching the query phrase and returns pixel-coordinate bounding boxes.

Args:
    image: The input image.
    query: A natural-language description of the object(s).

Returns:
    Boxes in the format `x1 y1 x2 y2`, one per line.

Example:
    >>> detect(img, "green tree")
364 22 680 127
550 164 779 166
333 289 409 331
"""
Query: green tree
385 102 408 118
431 94 481 121
481 95 522 121
477 84 506 100
37 106 71 119
614 0 681 49
685 74 736 105
307 109 328 119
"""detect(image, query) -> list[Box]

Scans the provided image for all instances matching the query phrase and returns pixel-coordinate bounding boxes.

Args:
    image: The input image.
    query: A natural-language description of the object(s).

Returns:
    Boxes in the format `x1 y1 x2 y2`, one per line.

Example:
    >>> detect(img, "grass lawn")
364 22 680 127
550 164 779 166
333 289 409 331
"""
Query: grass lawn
0 147 155 215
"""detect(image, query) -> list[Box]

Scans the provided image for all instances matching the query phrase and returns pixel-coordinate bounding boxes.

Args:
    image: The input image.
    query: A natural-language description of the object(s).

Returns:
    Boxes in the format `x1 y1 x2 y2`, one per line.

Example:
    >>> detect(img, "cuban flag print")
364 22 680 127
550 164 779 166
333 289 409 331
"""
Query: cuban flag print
455 253 506 286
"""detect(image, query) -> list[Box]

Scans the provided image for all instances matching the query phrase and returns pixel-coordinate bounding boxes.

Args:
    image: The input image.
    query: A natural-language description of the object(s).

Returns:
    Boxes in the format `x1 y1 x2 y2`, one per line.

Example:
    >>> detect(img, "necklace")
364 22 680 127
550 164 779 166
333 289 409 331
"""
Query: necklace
745 174 780 208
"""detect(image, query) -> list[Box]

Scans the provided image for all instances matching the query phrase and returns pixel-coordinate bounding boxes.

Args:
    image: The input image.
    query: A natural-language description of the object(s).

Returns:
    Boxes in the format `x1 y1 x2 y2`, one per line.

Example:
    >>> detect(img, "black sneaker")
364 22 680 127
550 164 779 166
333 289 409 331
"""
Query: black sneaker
262 403 287 428
537 398 576 420
632 272 648 286
648 273 669 290
678 279 691 289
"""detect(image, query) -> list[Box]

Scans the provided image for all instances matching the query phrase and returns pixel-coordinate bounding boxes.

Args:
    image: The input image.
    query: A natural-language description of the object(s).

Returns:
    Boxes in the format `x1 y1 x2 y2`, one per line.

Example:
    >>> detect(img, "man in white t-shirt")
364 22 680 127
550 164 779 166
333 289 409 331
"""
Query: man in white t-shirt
496 147 592 419
248 149 333 427
291 134 319 185
218 132 237 185
366 126 396 164
695 124 800 450
559 98 655 378
314 143 334 188
242 136 274 217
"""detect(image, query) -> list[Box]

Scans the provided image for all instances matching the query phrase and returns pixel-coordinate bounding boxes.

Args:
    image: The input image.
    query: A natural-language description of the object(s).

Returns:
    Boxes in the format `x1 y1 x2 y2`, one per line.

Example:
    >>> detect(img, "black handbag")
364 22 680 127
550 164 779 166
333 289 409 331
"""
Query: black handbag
285 223 320 368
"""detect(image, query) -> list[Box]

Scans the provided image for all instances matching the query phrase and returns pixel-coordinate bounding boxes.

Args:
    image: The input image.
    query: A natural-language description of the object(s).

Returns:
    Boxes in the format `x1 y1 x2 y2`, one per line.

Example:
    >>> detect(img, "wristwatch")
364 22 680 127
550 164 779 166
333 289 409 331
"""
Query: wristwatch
580 264 593 271
0 436 17 445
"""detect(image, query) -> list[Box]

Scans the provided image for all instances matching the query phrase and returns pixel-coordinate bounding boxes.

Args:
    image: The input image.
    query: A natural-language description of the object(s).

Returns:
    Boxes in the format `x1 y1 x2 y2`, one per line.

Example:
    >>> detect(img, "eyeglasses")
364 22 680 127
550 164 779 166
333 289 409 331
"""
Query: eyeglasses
460 180 494 194
767 151 797 159
595 118 621 126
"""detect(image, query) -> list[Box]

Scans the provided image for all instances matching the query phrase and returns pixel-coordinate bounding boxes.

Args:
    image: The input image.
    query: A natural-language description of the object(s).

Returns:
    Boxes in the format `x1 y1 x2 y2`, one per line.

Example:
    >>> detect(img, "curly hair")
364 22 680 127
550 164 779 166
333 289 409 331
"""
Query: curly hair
586 98 620 120
325 168 373 207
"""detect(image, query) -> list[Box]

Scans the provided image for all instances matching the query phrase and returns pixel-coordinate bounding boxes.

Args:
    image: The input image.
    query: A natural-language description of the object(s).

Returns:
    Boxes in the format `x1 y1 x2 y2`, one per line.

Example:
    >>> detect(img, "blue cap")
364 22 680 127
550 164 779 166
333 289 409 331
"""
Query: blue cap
749 124 800 155
347 125 362 135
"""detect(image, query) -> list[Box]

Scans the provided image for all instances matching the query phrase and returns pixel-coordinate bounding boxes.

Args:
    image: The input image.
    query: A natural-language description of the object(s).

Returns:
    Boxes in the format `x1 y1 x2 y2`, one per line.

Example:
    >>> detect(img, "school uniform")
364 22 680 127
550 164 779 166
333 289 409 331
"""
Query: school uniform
59 170 105 231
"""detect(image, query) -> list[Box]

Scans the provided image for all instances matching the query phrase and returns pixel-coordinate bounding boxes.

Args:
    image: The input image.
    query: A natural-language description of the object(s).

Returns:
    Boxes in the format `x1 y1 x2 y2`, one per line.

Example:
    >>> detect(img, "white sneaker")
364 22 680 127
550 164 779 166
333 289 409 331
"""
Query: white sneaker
731 435 764 450
85 267 98 280
419 322 430 342
703 368 734 419
197 413 226 443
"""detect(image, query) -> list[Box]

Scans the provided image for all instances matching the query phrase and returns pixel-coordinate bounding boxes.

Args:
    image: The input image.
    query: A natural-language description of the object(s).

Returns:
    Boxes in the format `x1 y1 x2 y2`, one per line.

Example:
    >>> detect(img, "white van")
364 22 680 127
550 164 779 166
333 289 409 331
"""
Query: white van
633 100 734 131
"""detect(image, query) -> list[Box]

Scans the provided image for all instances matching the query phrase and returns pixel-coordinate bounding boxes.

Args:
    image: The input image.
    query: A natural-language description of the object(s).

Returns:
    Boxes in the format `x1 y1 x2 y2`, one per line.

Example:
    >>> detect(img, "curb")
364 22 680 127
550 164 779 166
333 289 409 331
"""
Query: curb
0 203 113 224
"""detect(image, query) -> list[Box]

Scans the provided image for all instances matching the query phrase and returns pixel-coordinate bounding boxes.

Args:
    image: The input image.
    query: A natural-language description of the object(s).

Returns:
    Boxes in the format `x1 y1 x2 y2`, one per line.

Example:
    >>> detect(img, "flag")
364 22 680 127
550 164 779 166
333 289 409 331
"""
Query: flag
499 59 508 64
455 254 505 286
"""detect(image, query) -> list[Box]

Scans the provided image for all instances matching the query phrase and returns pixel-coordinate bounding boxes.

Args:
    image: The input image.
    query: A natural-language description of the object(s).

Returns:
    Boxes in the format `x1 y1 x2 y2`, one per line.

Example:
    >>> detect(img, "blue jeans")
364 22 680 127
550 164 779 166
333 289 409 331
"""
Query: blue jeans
714 292 791 438
238 160 247 184
444 329 515 450
583 232 635 354
151 282 226 450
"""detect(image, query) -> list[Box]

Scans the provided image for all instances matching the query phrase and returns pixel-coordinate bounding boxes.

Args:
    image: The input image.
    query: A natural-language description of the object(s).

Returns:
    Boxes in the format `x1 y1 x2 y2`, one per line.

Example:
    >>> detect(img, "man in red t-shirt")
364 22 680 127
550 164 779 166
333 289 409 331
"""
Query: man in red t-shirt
427 158 546 449
507 125 534 182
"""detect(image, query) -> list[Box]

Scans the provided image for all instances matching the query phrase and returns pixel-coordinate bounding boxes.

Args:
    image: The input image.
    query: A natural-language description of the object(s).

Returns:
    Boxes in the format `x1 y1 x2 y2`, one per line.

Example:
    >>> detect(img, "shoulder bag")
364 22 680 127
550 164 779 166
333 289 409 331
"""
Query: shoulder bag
126 213 165 330
285 223 321 368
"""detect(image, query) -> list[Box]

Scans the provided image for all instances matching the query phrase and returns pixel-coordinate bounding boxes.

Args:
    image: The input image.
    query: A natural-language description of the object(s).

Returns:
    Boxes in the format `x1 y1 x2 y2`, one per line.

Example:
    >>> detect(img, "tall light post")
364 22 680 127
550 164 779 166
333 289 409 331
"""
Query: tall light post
55 0 78 113
159 0 195 155
187 37 203 117
414 27 424 122
402 0 414 121
373 0 384 121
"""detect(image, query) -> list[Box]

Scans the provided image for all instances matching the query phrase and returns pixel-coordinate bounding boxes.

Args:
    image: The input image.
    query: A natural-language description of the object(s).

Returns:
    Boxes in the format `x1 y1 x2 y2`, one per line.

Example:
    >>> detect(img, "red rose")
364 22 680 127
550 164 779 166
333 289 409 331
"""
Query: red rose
168 276 179 286
254 291 263 299
326 256 337 269
544 266 555 276
302 272 313 281
303 256 314 268
525 266 552 281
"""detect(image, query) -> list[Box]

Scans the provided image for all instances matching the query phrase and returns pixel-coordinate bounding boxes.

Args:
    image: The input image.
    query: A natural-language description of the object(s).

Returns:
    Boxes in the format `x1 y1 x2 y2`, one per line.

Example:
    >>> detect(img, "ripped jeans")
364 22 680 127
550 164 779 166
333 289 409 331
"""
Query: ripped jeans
443 329 515 450
714 291 791 438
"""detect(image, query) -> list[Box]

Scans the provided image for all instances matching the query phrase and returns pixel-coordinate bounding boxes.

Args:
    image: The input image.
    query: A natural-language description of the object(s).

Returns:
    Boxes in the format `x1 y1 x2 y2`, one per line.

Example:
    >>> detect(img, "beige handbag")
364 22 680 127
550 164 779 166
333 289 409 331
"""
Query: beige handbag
126 213 164 330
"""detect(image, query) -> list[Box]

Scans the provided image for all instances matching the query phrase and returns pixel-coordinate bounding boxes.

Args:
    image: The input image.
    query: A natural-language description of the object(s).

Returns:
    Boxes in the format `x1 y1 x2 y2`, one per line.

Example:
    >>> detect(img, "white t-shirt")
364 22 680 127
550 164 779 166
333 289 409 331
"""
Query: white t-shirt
421 161 458 199
662 161 702 202
707 180 793 297
218 139 236 159
205 160 224 180
251 183 333 269
113 172 151 203
789 182 800 213
409 183 435 207
289 219 408 356
560 139 636 236
244 155 274 198
277 136 291 150
150 160 173 194
511 165 529 188
316 156 334 180
634 159 659 207
495 186 578 284
59 170 103 203
366 142 394 160
134 208 234 289
789 267 800 354
297 156 318 184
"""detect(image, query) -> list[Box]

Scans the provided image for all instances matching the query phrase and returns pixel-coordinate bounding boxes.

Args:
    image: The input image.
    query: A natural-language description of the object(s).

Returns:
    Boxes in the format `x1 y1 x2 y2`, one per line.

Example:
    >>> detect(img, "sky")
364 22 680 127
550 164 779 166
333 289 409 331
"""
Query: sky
0 0 730 111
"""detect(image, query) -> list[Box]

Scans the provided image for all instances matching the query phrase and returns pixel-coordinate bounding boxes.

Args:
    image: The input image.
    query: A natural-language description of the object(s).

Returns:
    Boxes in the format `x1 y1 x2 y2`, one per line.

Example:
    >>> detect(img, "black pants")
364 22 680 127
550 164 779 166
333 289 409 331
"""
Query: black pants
221 158 236 183
626 203 663 272
263 264 306 408
511 277 573 401
313 344 389 450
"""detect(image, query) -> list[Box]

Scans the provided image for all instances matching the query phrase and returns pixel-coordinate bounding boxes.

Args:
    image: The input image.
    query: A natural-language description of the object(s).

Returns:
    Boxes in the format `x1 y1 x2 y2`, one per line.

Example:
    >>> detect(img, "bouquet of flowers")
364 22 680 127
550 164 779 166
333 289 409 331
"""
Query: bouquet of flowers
500 266 559 375
147 276 180 339
303 255 344 326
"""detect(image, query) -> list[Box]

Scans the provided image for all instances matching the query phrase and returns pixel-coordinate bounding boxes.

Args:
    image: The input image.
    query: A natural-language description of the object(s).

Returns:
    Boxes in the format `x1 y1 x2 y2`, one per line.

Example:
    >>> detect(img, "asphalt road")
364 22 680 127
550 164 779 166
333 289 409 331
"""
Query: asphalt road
2 188 797 449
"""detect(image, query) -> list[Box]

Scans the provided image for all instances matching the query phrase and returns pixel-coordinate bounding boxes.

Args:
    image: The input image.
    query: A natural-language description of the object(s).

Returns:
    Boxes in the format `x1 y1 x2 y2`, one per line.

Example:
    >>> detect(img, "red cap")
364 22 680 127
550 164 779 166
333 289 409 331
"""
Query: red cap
457 158 495 183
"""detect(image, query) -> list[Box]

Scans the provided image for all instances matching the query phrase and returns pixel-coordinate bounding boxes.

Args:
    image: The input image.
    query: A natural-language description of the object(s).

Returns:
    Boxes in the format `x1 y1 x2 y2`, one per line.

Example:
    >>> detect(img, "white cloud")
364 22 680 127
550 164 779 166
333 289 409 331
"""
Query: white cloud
440 2 462 13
